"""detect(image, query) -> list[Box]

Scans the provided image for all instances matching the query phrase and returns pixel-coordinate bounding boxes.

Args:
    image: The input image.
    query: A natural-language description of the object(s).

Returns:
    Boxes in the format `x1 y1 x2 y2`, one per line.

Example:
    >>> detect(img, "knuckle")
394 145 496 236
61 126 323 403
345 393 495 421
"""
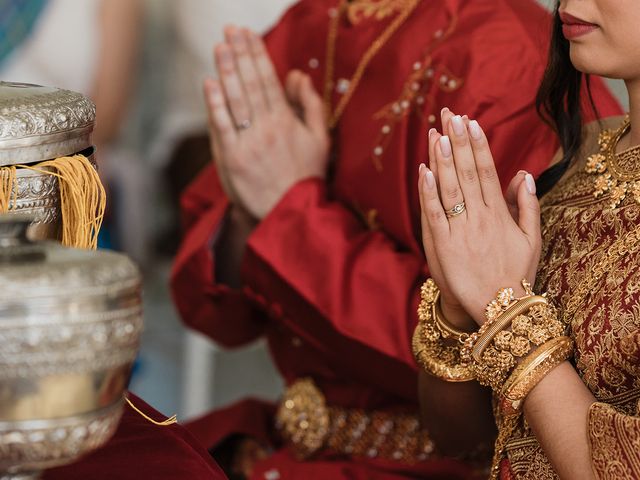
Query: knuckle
460 168 477 183
428 208 445 223
452 135 468 147
444 185 461 200
477 165 498 182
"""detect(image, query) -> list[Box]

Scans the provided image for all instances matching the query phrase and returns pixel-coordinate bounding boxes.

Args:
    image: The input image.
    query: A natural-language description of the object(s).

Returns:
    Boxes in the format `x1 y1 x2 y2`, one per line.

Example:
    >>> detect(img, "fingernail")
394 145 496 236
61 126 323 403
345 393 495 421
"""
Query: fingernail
441 107 449 116
419 163 426 175
525 173 536 195
428 128 436 139
469 120 483 140
517 170 527 176
439 136 452 157
425 169 436 189
451 115 464 136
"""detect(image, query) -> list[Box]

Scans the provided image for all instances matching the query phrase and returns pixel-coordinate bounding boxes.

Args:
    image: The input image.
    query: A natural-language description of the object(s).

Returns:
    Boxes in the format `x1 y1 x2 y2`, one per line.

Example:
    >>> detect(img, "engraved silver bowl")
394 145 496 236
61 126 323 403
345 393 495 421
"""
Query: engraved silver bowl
0 81 96 241
0 216 142 479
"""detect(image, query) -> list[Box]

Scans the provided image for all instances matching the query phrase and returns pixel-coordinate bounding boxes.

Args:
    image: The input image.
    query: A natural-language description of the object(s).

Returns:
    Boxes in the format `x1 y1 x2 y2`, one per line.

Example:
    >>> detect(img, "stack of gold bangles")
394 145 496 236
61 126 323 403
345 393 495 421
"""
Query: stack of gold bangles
412 279 573 413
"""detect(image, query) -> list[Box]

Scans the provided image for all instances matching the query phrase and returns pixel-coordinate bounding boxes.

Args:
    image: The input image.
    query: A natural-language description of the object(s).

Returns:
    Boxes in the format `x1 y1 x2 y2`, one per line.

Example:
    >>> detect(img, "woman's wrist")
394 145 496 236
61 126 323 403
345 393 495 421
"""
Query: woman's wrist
439 299 476 332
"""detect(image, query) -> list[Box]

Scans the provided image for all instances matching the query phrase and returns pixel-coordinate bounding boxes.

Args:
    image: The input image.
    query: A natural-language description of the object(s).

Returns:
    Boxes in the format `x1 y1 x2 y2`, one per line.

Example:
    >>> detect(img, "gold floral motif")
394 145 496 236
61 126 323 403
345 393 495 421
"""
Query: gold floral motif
346 0 415 24
585 116 640 208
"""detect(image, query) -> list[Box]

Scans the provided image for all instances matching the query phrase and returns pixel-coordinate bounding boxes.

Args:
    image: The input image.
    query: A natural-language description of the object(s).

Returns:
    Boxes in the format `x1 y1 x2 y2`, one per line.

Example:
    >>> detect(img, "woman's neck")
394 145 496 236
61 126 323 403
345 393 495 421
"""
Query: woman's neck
624 78 640 148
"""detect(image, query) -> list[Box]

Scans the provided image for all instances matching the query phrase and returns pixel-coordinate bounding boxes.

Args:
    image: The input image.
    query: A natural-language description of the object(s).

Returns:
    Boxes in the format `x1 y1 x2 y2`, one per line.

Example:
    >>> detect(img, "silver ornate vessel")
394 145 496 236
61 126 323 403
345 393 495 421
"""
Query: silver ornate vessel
0 216 143 479
0 82 96 240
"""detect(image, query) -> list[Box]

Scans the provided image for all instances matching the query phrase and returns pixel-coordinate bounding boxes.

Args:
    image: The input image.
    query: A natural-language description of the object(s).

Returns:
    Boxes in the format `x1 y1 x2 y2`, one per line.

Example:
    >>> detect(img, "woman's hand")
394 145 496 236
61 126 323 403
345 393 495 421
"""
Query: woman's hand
418 110 542 324
204 26 329 219
418 108 474 331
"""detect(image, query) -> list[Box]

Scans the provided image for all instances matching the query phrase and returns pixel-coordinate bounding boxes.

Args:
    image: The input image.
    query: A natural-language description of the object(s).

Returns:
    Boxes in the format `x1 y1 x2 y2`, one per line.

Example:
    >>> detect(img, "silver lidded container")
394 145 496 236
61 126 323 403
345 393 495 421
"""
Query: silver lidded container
0 215 143 479
0 81 96 241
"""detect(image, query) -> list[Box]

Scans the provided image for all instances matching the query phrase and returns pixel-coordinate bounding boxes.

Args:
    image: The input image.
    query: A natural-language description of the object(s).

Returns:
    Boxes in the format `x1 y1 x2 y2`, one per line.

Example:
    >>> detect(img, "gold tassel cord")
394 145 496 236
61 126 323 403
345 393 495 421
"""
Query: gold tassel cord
0 154 106 249
0 166 16 213
125 396 178 426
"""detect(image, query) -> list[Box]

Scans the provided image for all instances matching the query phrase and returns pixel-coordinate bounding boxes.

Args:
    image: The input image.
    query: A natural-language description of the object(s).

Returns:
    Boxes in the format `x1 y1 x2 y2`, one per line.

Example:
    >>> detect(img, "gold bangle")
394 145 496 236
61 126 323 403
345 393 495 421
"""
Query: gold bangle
471 296 548 362
412 279 474 382
500 336 574 414
433 297 473 341
412 325 475 382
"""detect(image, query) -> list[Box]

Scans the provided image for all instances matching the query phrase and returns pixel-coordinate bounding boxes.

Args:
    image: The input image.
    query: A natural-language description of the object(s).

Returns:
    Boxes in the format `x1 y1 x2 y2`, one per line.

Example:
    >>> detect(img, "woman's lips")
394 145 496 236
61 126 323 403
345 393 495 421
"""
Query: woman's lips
560 12 599 40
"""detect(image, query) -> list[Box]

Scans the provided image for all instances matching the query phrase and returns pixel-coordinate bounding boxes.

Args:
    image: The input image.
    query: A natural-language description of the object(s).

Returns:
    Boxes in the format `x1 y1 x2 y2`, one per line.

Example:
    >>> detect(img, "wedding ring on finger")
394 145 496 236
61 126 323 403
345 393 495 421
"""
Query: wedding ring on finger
445 202 466 218
236 119 252 131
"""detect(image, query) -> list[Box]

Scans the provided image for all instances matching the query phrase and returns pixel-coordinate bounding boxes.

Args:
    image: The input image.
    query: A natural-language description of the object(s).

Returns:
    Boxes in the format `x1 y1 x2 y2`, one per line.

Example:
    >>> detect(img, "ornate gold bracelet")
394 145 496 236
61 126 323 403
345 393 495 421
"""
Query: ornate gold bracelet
412 279 474 382
463 281 565 391
500 336 574 414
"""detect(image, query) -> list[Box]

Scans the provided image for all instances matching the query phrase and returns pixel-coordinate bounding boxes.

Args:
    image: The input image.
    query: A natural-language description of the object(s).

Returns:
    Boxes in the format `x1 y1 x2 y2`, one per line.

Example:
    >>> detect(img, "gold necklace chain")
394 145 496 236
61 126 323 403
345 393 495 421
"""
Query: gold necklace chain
586 115 640 209
322 0 421 129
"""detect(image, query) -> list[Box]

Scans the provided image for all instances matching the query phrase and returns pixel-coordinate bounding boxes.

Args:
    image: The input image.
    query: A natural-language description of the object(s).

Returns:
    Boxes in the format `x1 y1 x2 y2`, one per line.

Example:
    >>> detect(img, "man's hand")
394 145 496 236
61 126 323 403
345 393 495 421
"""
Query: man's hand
204 26 329 220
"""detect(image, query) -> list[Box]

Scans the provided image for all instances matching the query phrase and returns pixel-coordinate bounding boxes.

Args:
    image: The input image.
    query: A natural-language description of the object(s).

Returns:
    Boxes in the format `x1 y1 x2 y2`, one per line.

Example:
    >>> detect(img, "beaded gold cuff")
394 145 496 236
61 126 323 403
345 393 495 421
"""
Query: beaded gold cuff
412 279 474 382
500 336 574 414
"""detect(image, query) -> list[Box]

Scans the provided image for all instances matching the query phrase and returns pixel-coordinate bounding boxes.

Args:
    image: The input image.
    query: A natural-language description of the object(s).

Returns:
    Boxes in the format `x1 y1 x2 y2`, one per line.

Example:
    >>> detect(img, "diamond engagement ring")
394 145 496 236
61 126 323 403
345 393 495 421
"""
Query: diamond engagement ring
445 202 466 218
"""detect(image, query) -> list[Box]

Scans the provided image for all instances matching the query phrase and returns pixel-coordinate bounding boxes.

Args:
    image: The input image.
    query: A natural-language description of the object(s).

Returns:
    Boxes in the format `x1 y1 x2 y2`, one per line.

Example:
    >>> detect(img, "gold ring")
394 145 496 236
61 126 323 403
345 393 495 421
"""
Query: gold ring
237 119 252 130
445 202 466 218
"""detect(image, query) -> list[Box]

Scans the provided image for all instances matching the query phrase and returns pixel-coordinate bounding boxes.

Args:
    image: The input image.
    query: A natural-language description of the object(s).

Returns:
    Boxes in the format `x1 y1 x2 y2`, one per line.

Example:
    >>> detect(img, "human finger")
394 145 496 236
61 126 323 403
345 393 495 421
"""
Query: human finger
215 43 252 128
419 164 450 240
434 135 467 222
203 77 237 152
467 120 505 209
447 114 485 209
225 26 268 114
244 29 287 110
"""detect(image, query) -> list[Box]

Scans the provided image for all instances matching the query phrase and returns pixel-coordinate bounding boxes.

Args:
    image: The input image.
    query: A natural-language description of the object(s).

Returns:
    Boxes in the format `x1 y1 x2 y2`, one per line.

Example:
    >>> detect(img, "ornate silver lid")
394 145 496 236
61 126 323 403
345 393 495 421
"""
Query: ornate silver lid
0 216 139 301
0 81 95 166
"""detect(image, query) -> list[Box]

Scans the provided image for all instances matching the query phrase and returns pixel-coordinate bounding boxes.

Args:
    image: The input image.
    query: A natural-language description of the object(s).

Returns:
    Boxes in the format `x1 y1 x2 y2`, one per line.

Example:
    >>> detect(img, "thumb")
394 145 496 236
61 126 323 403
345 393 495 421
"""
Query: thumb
505 170 527 220
286 70 326 136
516 173 541 239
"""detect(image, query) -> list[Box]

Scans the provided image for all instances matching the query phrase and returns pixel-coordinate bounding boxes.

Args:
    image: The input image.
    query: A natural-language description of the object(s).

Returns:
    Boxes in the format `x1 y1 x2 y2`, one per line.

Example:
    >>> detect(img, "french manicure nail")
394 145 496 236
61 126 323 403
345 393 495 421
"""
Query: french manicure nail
419 163 426 175
441 107 449 116
425 170 436 189
525 173 537 195
468 120 482 140
451 115 464 136
428 128 436 139
517 170 527 176
440 136 452 157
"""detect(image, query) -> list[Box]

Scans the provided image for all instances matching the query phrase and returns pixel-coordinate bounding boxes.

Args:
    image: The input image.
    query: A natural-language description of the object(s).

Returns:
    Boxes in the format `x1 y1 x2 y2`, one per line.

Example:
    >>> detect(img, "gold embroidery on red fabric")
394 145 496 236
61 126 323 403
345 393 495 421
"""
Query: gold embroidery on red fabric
346 0 415 24
493 121 640 478
589 402 640 479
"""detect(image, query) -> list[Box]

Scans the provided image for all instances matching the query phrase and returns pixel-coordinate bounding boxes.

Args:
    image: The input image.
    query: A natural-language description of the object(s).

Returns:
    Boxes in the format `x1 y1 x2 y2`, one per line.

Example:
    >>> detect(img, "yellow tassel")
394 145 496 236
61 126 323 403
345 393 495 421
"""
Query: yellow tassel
125 395 178 426
0 154 106 249
0 166 16 213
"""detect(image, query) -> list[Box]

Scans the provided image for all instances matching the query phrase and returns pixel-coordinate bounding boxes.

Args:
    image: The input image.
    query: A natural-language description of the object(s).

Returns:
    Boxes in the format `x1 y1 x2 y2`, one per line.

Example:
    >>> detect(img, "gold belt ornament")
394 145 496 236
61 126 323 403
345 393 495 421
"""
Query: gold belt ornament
276 378 435 463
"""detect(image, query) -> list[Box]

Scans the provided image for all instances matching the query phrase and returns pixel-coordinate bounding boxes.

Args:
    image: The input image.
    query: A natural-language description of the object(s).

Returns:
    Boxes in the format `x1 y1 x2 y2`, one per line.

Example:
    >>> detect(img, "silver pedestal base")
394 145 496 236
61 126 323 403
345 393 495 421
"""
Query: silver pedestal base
1 472 41 480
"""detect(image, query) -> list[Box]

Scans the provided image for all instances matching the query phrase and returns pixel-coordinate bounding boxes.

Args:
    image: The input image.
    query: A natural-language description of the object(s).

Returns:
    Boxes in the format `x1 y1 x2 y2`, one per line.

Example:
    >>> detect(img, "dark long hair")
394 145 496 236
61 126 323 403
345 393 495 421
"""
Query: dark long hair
535 3 597 197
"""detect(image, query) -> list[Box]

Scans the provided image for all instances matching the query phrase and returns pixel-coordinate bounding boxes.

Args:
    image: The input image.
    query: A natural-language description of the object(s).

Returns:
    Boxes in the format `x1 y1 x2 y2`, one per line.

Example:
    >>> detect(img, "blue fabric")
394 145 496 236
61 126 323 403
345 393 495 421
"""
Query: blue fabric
0 0 49 67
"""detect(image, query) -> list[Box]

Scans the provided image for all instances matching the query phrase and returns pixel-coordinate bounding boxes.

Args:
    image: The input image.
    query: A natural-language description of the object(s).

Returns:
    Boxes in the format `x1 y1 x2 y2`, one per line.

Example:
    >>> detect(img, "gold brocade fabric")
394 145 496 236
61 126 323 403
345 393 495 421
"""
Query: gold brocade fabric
500 118 640 479
588 401 640 479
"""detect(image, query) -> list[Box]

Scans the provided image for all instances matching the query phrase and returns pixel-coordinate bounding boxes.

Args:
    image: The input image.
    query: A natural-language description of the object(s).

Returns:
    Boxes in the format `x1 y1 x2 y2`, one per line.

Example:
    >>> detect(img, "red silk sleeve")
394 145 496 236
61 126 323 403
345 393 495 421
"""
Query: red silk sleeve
171 166 267 347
